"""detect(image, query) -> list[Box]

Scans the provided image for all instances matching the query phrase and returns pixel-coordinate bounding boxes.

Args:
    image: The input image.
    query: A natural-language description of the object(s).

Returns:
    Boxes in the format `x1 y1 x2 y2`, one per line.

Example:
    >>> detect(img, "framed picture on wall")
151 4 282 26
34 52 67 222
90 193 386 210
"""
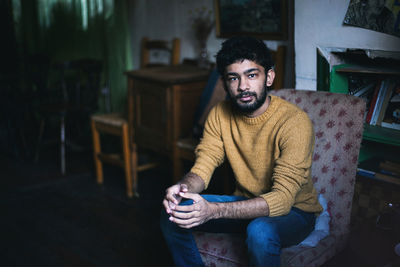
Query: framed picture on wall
343 0 400 38
214 0 288 40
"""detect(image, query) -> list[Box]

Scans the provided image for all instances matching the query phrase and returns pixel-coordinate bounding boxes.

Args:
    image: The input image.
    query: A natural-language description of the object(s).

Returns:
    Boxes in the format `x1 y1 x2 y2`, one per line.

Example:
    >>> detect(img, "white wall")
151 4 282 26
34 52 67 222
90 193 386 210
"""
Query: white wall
129 0 400 90
295 0 400 90
128 0 294 88
129 0 216 68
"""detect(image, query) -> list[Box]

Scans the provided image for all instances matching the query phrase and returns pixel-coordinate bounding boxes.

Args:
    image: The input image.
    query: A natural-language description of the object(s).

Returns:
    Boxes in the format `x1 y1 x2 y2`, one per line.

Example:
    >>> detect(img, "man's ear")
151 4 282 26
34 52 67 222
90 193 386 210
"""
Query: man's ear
266 69 275 87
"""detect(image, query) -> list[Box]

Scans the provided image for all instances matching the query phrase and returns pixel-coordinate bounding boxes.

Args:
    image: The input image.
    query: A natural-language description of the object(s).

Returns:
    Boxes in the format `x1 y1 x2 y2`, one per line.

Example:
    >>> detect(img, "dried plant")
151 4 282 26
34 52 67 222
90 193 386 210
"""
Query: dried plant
189 6 214 49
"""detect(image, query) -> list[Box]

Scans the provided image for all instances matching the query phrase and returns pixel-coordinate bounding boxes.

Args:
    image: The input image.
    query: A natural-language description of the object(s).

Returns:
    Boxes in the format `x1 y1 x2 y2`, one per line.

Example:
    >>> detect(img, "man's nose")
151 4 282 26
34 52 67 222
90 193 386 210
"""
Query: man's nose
238 77 249 92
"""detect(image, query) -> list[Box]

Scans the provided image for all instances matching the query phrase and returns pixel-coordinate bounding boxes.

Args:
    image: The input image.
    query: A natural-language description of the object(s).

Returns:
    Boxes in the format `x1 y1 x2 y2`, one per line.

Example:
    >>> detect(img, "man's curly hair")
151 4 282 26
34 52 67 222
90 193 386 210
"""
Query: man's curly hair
216 36 274 76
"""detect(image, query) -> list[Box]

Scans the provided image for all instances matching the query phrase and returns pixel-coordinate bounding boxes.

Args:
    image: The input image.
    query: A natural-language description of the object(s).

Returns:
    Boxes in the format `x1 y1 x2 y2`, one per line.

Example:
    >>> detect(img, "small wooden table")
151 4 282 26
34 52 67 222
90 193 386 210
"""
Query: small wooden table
125 65 209 169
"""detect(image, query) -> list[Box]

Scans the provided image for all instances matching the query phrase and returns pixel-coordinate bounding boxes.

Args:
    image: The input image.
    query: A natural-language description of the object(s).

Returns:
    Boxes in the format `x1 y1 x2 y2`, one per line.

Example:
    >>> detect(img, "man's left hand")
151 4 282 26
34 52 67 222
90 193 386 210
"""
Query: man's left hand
168 192 216 229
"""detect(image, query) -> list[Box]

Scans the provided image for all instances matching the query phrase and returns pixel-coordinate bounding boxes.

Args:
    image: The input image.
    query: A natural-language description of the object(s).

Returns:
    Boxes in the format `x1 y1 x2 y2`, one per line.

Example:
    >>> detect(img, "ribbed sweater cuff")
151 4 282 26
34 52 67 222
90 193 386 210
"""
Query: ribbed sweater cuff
262 193 287 217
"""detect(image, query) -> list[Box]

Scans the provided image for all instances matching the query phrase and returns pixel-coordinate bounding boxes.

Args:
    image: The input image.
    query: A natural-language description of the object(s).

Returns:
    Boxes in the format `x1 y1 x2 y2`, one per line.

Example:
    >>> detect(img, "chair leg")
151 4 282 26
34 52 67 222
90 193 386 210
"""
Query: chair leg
34 118 45 163
131 143 139 197
121 124 134 198
91 120 103 184
60 113 66 175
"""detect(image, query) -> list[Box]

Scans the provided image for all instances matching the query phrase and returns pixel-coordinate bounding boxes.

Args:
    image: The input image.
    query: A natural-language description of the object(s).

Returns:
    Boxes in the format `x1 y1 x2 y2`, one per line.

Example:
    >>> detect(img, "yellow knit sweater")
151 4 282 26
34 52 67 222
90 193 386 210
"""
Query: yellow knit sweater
191 95 322 217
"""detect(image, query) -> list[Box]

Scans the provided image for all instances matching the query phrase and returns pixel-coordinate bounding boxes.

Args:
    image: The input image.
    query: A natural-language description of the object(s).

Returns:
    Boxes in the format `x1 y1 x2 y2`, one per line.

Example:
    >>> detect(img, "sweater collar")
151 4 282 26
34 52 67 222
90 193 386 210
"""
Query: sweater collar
238 95 278 125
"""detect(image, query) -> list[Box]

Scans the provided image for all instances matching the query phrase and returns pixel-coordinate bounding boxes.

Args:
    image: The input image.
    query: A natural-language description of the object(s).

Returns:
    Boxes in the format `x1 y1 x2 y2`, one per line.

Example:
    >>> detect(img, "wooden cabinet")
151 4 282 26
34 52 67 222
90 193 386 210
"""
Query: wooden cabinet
125 65 209 160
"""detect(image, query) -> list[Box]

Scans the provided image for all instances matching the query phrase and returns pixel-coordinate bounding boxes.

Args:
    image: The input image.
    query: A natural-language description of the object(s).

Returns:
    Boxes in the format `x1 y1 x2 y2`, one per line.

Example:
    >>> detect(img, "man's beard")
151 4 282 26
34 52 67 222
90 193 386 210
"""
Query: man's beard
230 84 268 114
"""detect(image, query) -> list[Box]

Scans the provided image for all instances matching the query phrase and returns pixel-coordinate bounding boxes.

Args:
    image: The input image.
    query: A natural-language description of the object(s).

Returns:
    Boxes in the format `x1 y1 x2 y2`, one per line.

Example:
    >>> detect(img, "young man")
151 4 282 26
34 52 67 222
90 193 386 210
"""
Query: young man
160 36 322 267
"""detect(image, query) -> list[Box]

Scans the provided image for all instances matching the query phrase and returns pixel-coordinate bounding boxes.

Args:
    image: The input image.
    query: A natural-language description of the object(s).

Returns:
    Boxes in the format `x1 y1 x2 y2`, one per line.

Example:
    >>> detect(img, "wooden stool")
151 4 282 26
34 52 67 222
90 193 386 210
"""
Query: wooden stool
90 113 136 197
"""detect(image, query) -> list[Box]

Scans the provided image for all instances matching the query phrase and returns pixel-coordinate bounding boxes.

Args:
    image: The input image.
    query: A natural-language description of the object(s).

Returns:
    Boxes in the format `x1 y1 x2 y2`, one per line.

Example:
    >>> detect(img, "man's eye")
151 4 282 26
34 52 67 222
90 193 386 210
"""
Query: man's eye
248 73 256 78
228 77 237 81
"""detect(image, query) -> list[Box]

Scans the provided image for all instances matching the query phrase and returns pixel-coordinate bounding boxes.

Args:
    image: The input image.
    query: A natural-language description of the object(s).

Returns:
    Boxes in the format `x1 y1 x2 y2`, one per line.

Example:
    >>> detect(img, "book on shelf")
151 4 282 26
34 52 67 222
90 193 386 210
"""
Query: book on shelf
365 81 380 124
380 83 400 130
348 81 375 122
379 160 400 177
357 168 400 185
381 121 400 130
370 80 389 125
349 82 375 97
376 82 395 125
355 84 374 97
357 157 400 185
360 78 399 128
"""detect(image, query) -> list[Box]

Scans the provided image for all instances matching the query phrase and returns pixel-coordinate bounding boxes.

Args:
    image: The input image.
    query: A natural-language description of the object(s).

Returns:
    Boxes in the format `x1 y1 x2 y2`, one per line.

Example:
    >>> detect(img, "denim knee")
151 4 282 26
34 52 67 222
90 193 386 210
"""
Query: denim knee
159 208 205 267
247 217 280 252
246 217 281 266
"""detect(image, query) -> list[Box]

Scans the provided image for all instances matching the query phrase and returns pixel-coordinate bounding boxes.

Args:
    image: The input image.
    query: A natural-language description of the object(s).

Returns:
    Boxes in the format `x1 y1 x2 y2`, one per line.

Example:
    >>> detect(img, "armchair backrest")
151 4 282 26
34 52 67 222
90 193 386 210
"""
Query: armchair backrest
269 89 366 245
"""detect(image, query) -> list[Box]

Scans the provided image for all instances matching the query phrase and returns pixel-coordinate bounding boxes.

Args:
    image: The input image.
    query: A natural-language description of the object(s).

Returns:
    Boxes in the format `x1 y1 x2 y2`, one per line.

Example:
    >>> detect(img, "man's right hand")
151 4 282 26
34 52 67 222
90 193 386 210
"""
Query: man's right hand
163 183 188 214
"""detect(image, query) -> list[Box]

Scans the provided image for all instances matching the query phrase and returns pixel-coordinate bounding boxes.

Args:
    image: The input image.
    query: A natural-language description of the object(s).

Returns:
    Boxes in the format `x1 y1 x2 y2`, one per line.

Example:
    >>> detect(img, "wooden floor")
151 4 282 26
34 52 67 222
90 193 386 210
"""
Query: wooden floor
1 147 175 267
1 147 399 267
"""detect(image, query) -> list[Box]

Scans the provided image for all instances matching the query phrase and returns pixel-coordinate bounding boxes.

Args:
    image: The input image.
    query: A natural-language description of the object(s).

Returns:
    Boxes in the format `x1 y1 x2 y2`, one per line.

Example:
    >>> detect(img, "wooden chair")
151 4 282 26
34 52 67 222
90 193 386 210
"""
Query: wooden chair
35 58 102 175
90 111 160 198
140 37 180 68
172 46 286 184
91 113 133 196
90 38 182 197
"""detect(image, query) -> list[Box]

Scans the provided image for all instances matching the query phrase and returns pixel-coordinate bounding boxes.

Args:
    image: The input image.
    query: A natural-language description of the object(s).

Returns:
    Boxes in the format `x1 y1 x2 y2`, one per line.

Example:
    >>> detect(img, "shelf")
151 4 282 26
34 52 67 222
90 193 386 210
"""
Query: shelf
357 156 400 186
357 171 400 186
358 141 397 162
335 65 400 76
330 64 351 94
318 49 400 186
363 124 400 146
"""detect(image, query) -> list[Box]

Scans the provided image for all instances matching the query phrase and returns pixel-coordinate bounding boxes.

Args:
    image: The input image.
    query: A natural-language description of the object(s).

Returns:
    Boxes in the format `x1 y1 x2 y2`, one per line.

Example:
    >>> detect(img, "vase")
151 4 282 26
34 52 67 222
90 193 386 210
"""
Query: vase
197 46 209 69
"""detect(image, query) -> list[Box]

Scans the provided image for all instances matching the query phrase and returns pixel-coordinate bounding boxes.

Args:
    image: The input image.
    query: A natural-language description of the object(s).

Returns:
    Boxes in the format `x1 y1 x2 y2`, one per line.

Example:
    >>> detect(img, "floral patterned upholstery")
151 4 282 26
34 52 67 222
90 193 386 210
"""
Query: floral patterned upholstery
194 89 366 267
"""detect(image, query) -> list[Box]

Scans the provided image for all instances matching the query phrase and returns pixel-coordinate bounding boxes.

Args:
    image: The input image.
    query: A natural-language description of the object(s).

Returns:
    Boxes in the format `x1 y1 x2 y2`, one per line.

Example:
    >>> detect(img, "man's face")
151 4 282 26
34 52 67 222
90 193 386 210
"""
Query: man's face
224 59 275 117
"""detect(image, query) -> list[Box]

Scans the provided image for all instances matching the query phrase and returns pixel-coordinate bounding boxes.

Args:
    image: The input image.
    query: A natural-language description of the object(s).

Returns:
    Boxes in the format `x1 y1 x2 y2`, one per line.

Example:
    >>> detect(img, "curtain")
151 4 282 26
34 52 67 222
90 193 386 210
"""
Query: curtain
11 0 132 112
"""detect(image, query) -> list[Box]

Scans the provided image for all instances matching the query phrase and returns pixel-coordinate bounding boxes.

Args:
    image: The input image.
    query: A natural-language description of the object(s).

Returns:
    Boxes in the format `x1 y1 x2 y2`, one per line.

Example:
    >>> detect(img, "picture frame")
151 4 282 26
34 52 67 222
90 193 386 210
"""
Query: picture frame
343 0 400 38
214 0 288 40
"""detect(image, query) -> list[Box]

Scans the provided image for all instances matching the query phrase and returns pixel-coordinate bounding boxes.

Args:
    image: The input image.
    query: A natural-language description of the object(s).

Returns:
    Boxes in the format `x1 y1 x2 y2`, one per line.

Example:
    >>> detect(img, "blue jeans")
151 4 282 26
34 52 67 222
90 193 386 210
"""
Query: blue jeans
160 195 315 267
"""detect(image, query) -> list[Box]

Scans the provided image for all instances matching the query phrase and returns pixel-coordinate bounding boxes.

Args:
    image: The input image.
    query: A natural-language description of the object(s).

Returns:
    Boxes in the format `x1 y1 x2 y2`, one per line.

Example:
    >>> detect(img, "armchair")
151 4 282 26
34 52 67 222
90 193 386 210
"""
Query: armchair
193 89 366 266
